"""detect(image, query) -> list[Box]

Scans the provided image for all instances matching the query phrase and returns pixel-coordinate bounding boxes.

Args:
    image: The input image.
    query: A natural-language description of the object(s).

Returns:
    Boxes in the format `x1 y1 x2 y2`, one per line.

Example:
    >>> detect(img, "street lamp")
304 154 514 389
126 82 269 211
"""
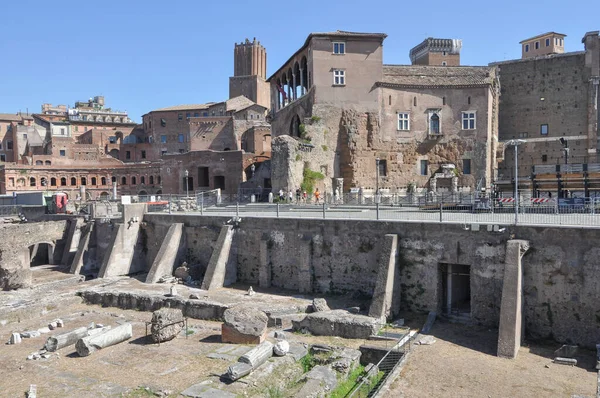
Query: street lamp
251 163 255 178
506 139 526 225
184 169 189 198
375 157 380 203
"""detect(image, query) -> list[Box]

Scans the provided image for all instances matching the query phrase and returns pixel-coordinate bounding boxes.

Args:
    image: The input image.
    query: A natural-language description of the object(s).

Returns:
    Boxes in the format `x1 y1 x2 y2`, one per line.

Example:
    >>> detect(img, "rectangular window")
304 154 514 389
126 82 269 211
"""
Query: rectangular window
535 41 539 49
420 160 428 176
186 112 191 118
59 150 66 156
542 154 548 162
141 150 146 159
161 135 167 143
540 124 549 135
61 128 65 135
203 112 208 117
463 159 471 175
126 151 131 159
7 141 13 150
378 160 387 177
397 113 410 130
178 113 183 121
0 154 5 162
333 69 345 85
178 134 185 143
179 149 185 153
23 134 27 139
161 150 167 156
333 42 345 54
462 112 476 130
545 38 550 47
194 112 199 117
74 126 79 132
109 136 117 143
525 44 529 52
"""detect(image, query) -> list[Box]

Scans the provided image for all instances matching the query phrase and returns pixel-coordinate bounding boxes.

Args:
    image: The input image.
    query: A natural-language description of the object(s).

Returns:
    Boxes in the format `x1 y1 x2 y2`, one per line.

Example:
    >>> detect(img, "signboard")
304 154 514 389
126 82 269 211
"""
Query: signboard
121 195 131 205
350 188 360 193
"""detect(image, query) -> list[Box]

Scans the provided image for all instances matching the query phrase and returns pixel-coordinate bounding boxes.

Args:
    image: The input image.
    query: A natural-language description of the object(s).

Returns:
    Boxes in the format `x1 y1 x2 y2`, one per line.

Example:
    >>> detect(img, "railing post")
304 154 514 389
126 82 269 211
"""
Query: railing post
277 202 280 218
236 202 239 219
439 203 443 222
322 202 326 219
376 202 380 220
200 193 204 216
168 194 172 214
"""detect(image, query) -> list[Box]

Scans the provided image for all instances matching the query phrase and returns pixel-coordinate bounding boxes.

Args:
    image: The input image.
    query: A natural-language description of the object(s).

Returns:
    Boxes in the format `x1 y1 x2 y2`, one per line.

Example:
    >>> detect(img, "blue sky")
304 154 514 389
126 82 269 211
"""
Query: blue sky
0 0 598 122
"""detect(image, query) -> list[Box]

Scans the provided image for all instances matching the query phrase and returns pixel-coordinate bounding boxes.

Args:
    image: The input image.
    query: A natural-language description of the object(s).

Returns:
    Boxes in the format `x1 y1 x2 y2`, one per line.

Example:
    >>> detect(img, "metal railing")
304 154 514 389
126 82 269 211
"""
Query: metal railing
144 195 600 228
0 205 21 216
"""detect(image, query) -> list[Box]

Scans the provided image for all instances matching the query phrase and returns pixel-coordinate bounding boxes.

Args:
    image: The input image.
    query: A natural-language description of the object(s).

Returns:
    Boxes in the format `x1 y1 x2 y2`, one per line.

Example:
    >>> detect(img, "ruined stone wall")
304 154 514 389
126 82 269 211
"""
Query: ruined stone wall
0 220 68 289
144 213 600 347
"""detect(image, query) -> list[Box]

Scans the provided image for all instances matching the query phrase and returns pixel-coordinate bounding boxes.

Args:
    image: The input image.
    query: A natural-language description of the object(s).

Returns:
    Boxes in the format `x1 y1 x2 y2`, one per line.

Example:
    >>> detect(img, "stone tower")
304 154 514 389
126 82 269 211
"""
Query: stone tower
229 38 271 109
409 38 462 66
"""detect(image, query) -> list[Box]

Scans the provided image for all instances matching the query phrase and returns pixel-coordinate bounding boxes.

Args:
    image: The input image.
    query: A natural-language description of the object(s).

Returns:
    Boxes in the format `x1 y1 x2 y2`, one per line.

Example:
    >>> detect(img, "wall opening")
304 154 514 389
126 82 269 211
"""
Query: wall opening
198 167 209 187
214 176 225 190
29 243 54 267
440 263 471 319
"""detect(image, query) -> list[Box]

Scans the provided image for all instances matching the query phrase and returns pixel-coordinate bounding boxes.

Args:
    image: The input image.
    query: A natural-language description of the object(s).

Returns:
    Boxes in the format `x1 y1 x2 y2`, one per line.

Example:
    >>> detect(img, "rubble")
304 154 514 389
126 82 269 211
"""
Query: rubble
312 298 330 312
239 341 274 368
247 286 255 296
554 357 577 366
174 264 190 280
8 332 22 345
150 308 185 343
21 331 41 338
273 340 290 356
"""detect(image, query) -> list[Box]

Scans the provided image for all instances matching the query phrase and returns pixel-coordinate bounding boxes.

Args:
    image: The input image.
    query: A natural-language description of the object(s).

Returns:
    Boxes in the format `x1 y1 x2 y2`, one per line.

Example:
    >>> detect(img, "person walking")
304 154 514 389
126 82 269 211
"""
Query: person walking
288 190 293 203
303 190 307 204
278 189 284 202
314 188 320 204
296 188 301 204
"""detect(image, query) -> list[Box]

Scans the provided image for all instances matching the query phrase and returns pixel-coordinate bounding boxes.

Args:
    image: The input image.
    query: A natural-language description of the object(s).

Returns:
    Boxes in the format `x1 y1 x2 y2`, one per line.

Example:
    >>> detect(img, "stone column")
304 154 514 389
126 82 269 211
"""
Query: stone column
368 234 400 320
497 239 530 359
300 68 305 96
292 72 297 101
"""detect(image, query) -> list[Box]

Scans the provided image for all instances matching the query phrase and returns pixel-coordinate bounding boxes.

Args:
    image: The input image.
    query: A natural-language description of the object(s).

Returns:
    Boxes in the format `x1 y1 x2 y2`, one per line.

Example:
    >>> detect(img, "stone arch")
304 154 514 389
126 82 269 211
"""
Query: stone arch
99 191 109 200
301 56 308 91
28 241 56 267
293 61 301 99
290 114 301 137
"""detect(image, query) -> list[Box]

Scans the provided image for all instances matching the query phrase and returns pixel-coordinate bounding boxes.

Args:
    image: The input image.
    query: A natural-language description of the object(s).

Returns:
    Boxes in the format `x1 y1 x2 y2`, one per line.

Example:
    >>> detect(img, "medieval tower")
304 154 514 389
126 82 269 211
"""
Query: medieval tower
229 38 271 109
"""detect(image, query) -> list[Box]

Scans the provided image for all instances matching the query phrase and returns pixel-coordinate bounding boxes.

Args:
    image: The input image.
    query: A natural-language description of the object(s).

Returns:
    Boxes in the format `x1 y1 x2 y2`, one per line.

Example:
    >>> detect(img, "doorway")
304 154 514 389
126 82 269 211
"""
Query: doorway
440 263 471 318
29 243 54 267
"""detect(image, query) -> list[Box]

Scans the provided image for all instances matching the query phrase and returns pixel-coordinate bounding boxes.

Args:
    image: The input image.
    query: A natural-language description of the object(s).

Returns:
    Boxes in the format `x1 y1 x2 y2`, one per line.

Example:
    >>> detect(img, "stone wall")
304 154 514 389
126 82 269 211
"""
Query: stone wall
0 220 69 289
143 213 600 347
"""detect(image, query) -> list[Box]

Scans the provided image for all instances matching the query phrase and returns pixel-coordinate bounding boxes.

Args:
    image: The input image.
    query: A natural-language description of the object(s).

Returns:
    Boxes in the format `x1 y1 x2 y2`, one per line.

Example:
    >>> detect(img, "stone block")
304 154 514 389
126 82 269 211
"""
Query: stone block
312 298 330 312
274 340 290 356
292 310 383 339
181 383 237 398
295 365 338 398
221 306 268 344
8 332 21 344
151 308 185 343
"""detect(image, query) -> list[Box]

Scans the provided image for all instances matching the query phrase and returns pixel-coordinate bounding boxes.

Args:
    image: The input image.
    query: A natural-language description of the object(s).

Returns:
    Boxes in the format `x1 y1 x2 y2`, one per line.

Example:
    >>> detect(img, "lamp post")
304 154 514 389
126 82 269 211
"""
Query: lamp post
184 170 189 198
559 138 569 198
375 157 380 203
506 139 526 225
251 163 255 178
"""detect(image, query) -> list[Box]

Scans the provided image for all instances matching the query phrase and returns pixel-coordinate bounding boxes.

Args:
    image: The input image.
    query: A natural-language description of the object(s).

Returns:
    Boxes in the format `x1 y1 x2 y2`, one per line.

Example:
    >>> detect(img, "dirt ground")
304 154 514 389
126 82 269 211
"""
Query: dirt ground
387 319 597 398
0 271 370 398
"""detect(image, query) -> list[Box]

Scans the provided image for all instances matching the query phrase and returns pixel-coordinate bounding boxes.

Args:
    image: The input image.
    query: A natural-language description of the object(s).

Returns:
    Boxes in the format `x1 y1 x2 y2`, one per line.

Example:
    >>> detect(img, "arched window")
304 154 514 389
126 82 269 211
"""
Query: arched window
70 177 77 186
149 176 154 185
45 160 51 165
91 177 97 185
50 177 57 186
60 177 67 186
430 114 440 134
40 177 47 186
81 177 87 186
101 177 106 185
111 176 116 183
141 176 145 185
414 97 417 106
121 176 127 185
132 176 137 185
30 177 36 187
35 160 43 165
157 176 161 184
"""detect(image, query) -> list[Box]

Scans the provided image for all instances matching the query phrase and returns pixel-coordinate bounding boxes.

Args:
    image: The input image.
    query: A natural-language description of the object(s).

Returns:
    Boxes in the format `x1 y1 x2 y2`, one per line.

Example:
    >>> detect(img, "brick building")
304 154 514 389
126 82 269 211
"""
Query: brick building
268 31 499 196
493 31 600 198
0 113 33 163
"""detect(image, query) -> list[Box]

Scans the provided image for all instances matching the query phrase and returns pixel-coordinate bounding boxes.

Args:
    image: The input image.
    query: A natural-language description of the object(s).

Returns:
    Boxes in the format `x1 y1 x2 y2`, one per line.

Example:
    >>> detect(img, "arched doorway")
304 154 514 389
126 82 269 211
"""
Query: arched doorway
290 114 301 137
99 192 109 200
29 242 55 267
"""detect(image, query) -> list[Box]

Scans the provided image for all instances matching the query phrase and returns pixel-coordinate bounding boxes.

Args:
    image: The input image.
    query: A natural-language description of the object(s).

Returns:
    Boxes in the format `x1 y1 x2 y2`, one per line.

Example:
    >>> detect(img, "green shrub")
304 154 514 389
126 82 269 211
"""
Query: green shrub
310 115 321 123
300 167 325 195
321 145 328 151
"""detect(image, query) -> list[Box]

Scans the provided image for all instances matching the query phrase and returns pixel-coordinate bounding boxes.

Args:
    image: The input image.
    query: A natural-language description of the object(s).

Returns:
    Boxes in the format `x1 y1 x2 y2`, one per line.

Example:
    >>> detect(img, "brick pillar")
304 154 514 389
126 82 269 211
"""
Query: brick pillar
497 239 530 359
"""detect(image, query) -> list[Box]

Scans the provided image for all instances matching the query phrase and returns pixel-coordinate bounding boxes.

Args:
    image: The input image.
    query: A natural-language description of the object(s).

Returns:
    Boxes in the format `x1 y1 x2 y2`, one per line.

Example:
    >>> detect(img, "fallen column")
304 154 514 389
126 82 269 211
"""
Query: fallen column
75 323 132 357
238 341 273 368
45 326 112 352
226 362 253 381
